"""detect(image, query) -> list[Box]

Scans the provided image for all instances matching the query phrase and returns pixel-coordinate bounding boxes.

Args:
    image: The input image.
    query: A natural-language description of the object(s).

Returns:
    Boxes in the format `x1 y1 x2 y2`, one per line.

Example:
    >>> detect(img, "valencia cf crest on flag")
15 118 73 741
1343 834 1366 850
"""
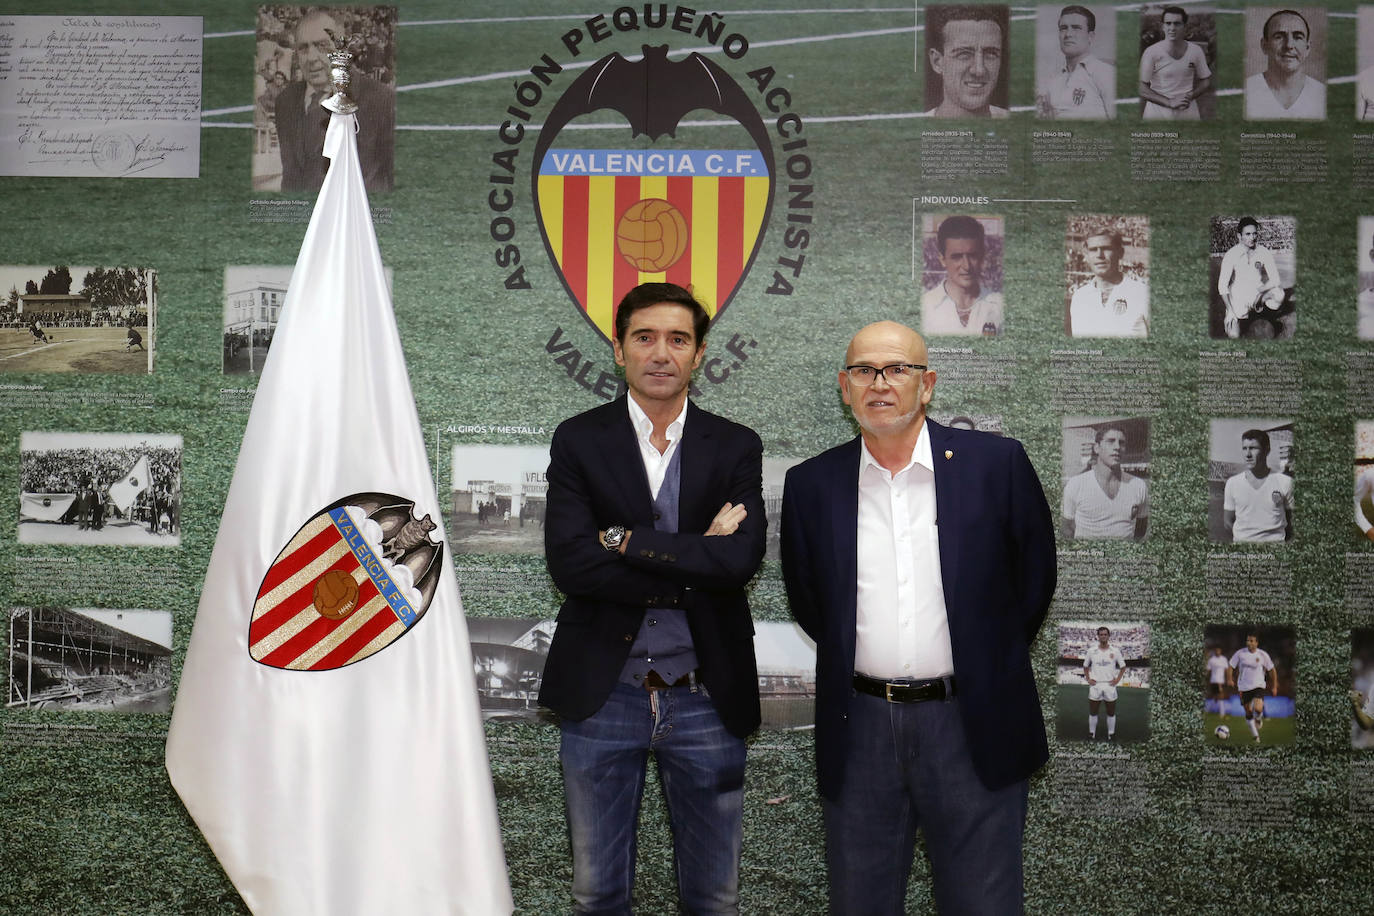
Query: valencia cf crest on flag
249 492 443 671
532 44 775 346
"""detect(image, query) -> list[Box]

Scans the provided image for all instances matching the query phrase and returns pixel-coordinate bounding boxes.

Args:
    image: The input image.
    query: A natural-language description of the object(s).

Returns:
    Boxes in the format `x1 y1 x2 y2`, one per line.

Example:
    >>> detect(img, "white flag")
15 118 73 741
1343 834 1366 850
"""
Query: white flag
107 454 151 515
166 112 512 915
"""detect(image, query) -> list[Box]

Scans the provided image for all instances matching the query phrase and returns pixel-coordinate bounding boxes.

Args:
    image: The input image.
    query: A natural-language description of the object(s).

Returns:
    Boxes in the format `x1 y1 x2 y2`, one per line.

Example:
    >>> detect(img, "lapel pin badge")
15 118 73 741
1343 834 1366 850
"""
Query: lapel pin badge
944 450 953 460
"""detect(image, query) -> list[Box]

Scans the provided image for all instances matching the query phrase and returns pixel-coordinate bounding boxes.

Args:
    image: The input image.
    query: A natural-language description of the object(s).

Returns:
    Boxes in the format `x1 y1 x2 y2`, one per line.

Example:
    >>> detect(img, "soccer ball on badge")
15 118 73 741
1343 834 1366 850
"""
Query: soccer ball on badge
616 198 688 272
1215 725 1230 740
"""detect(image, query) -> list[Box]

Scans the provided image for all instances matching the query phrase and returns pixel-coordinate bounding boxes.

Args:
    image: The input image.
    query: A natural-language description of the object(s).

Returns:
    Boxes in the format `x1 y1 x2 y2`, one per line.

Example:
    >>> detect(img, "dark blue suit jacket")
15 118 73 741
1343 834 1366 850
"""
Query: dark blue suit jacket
780 420 1056 799
539 398 765 739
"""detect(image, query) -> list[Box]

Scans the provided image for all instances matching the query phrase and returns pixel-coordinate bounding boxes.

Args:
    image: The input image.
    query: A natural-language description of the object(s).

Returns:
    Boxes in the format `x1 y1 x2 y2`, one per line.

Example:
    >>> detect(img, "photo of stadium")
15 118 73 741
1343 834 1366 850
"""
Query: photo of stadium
6 608 172 712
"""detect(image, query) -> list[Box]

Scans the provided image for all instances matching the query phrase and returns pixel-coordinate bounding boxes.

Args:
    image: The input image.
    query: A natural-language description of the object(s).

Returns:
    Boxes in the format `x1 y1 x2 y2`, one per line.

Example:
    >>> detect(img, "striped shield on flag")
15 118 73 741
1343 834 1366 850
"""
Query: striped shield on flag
249 492 442 671
532 48 776 346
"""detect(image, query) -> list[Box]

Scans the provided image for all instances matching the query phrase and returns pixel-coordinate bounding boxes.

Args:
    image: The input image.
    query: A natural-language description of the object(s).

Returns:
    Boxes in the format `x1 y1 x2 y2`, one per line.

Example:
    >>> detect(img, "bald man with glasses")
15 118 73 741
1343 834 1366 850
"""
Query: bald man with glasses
781 321 1056 914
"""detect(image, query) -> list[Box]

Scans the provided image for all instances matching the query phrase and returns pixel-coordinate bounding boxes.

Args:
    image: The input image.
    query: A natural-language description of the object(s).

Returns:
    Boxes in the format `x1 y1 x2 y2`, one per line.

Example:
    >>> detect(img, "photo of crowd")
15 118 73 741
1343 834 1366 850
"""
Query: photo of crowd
19 432 183 546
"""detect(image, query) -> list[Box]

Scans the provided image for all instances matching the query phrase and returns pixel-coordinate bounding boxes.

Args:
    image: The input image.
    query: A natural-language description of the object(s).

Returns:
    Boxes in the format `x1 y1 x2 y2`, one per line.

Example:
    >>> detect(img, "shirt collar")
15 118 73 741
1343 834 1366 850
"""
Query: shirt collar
627 395 688 444
858 421 934 479
1061 54 1098 75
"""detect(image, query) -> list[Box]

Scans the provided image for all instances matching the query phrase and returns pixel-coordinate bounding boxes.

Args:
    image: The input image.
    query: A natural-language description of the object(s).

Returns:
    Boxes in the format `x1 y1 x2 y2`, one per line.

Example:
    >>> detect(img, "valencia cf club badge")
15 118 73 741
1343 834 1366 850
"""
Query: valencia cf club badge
532 44 776 346
249 493 443 671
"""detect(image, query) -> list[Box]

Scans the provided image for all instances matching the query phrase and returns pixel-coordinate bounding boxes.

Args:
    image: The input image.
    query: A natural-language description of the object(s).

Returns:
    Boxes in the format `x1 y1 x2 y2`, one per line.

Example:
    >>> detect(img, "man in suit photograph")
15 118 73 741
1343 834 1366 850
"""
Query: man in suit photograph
540 282 766 914
271 8 395 192
781 320 1057 914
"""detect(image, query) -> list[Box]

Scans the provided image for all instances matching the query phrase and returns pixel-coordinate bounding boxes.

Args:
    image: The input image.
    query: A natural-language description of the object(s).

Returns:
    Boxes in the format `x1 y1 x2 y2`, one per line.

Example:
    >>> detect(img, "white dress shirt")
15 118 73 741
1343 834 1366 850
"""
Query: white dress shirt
627 395 686 499
854 423 955 680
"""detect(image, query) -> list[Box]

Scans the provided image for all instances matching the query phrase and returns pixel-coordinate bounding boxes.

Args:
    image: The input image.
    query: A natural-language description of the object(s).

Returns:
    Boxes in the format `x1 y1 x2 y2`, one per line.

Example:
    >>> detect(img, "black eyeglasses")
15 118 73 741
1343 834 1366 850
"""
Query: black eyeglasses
843 364 927 386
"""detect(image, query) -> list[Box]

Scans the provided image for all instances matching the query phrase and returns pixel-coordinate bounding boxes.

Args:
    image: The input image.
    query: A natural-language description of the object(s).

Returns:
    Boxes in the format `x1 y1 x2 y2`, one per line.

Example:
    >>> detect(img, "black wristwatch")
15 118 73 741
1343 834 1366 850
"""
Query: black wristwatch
602 524 626 552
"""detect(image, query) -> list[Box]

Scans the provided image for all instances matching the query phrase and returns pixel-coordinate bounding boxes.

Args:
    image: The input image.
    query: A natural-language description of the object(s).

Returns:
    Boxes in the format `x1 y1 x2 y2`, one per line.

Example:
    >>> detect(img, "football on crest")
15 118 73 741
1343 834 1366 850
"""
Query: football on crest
313 569 360 620
616 198 688 272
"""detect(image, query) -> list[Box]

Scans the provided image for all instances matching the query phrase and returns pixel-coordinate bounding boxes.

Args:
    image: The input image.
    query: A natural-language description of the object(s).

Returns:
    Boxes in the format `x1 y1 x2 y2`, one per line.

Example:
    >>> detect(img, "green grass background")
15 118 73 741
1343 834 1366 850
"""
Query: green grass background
1056 683 1151 743
1 1 1373 912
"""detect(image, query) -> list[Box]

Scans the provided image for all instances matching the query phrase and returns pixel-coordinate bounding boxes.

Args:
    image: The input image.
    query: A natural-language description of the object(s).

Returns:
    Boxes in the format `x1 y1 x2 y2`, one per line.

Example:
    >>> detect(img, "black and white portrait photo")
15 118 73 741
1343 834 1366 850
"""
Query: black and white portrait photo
1243 6 1327 121
922 5 1011 118
1035 4 1117 120
1061 416 1150 541
1207 419 1294 543
1064 215 1149 338
919 214 1005 337
253 5 397 192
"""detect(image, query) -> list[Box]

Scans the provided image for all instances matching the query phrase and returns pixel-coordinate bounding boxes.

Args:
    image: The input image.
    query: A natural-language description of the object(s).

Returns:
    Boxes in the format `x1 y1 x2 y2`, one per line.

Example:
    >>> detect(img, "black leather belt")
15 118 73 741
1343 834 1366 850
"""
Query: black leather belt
853 673 955 703
644 670 694 690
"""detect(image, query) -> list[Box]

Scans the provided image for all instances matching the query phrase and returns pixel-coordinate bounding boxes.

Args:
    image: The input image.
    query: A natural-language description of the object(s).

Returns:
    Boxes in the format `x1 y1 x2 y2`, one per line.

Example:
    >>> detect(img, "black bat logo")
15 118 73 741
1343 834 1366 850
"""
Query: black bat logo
535 44 774 154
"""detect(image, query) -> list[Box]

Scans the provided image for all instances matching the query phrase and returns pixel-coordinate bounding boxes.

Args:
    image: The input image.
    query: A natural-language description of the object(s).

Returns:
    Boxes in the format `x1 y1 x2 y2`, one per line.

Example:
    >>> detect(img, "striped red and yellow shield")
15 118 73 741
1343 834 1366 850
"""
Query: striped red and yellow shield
535 149 771 344
249 500 438 671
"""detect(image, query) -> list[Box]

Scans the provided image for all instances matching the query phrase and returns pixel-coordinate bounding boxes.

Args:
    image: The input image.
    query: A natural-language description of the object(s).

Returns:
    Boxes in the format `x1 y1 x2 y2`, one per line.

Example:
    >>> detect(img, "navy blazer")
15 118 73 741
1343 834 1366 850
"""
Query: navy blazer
539 398 765 739
780 420 1056 798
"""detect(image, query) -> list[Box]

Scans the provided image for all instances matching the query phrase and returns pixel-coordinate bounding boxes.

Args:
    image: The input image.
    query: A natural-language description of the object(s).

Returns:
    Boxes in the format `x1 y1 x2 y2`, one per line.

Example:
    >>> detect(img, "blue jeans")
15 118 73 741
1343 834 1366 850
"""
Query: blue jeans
824 691 1028 915
559 680 746 915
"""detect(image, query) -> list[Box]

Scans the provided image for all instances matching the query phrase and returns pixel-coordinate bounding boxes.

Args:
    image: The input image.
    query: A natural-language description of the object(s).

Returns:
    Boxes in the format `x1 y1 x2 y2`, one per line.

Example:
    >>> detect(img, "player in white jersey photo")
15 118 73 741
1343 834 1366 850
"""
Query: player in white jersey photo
1223 428 1294 543
1139 6 1213 119
1062 421 1149 540
1230 633 1277 743
1067 228 1149 339
1206 646 1230 720
1036 5 1116 120
1085 627 1126 740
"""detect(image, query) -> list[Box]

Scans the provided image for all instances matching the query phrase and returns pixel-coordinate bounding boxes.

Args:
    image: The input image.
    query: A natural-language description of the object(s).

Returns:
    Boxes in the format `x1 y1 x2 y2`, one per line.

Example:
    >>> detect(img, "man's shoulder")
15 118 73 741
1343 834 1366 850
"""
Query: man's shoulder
553 399 624 438
921 284 946 308
687 401 762 446
932 422 1024 462
789 438 860 480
